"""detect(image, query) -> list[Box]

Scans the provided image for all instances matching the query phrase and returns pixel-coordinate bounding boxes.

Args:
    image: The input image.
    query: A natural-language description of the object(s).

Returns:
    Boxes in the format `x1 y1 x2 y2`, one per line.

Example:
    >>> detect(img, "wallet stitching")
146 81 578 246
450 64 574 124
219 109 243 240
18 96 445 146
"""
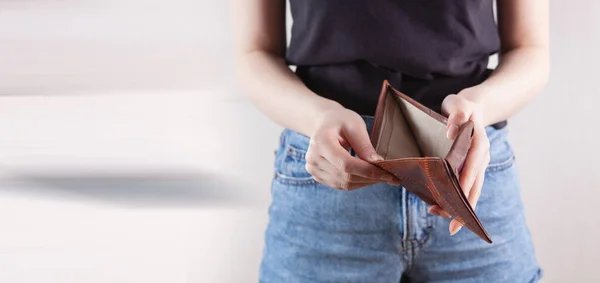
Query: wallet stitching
377 164 433 195
378 162 467 228
421 161 462 222
377 162 457 218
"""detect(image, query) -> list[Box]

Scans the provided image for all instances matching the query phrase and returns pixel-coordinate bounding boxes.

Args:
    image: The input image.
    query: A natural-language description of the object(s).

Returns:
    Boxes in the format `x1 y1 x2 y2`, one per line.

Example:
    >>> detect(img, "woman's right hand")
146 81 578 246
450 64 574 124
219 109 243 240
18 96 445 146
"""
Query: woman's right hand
305 106 401 190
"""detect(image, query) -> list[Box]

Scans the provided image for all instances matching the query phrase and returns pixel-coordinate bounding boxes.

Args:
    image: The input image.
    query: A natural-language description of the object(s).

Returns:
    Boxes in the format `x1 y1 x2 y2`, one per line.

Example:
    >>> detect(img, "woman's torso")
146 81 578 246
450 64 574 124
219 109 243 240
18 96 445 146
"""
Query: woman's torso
287 0 503 127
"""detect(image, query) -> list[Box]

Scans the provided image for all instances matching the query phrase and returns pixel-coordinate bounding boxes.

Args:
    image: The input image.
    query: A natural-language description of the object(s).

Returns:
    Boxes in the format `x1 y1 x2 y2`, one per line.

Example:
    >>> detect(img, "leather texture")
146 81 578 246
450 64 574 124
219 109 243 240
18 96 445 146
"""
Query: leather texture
370 81 492 243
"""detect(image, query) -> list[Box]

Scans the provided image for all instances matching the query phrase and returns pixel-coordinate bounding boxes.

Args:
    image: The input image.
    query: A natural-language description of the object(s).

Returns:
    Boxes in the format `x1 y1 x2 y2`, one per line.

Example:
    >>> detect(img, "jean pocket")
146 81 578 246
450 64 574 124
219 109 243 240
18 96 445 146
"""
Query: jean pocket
273 133 319 186
486 128 516 173
487 153 515 172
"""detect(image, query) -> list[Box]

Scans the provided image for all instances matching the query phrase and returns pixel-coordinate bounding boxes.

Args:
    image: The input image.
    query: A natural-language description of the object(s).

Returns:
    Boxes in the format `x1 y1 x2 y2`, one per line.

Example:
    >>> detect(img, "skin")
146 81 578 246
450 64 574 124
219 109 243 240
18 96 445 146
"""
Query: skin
232 0 549 235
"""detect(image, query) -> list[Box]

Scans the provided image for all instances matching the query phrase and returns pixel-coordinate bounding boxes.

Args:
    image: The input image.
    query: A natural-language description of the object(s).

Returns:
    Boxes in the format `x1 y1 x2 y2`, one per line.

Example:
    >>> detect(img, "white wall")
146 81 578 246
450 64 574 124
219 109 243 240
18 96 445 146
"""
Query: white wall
0 0 233 95
0 1 597 282
509 2 600 282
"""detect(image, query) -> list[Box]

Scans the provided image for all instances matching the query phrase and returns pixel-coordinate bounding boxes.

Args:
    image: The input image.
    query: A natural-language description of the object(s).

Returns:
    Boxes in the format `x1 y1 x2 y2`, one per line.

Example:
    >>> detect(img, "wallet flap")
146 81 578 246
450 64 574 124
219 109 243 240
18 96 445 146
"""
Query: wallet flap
371 81 421 160
442 159 492 243
386 82 453 158
375 157 492 244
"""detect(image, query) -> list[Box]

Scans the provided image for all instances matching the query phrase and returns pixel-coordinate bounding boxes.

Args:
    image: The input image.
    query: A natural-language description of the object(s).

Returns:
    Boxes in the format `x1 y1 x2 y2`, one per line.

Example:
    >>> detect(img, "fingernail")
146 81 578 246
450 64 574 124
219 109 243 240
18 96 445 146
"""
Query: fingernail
447 125 459 140
429 206 445 217
450 225 462 236
428 208 440 216
370 154 384 162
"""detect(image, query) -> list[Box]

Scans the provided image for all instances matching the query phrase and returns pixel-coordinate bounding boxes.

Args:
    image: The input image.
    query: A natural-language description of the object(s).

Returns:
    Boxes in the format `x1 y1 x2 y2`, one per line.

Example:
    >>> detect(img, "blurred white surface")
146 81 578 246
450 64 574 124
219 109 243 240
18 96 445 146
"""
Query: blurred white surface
0 92 276 282
0 0 599 282
0 1 275 282
0 91 277 283
0 190 266 283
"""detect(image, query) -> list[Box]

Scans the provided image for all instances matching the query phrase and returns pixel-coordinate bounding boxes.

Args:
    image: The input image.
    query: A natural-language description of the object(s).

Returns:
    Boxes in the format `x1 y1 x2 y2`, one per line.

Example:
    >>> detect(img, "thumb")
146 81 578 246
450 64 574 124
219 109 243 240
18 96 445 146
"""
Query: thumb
446 113 469 140
343 124 383 162
442 95 471 140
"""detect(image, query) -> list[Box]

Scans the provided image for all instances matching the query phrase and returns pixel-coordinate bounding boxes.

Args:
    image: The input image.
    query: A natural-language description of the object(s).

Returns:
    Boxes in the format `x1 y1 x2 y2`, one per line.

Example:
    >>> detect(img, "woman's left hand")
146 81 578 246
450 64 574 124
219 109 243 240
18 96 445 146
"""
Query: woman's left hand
429 88 491 236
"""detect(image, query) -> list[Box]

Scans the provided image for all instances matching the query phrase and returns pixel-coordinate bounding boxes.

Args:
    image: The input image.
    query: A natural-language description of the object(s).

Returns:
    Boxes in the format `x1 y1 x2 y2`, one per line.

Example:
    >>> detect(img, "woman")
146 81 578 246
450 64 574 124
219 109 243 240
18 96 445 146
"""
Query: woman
233 0 549 282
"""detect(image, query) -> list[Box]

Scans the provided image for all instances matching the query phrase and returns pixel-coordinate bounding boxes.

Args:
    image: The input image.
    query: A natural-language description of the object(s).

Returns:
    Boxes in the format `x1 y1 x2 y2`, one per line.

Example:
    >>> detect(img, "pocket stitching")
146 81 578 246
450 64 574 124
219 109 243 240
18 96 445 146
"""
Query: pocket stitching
486 155 515 172
274 172 318 186
274 143 318 186
285 144 306 160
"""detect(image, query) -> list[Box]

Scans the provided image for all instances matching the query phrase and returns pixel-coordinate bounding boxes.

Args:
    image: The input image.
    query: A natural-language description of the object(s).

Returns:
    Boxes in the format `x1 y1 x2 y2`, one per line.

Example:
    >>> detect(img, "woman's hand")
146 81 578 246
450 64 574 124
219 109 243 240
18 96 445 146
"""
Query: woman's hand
305 106 401 191
429 88 491 236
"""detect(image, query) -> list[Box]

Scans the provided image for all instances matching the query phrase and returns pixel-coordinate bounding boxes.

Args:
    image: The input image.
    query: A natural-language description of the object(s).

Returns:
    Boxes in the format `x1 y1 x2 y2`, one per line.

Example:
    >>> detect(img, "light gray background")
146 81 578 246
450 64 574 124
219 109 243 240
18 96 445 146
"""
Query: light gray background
0 1 597 282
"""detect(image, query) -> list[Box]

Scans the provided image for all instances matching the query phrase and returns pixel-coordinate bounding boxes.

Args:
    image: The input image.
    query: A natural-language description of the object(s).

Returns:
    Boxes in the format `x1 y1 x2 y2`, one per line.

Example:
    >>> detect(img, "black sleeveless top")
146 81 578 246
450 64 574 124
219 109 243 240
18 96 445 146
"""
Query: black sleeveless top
286 0 505 128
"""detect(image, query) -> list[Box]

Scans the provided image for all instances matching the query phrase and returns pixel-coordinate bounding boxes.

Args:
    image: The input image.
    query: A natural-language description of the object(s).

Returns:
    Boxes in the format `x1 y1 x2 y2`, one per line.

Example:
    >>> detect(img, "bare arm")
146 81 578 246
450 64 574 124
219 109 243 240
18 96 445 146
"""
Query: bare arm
435 0 550 234
231 0 342 137
459 0 550 126
231 0 398 190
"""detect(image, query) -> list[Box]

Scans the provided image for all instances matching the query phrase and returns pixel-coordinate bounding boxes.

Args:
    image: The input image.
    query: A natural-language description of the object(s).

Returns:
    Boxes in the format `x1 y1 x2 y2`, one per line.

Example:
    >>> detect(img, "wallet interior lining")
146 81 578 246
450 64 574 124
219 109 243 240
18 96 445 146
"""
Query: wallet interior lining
394 93 453 158
375 91 421 160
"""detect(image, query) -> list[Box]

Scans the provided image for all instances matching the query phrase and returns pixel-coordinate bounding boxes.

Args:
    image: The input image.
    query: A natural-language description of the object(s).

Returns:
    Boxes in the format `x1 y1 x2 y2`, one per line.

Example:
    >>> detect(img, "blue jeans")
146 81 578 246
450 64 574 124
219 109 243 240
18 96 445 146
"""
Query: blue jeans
259 117 541 283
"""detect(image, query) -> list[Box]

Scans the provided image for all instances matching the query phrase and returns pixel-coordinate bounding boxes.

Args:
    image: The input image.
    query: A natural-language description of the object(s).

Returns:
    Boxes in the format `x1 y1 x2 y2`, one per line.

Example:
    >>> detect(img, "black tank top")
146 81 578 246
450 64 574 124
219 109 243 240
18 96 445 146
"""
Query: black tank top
287 0 505 128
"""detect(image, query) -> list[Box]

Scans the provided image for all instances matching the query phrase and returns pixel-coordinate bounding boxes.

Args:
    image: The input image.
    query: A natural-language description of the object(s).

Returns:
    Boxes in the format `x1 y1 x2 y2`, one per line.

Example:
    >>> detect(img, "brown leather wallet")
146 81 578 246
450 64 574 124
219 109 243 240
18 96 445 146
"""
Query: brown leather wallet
370 80 492 243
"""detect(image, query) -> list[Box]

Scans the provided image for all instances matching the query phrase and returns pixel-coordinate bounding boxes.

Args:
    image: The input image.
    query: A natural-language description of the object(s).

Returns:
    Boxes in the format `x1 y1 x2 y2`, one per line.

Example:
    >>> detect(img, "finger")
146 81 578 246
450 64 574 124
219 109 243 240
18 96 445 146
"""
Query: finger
306 155 386 189
345 180 381 190
449 219 463 235
315 136 393 181
320 156 402 186
305 161 331 182
459 128 489 197
305 146 336 182
338 136 352 152
449 156 489 235
468 156 488 210
312 174 380 191
339 125 399 183
342 122 383 162
321 159 389 183
428 205 451 218
428 207 441 216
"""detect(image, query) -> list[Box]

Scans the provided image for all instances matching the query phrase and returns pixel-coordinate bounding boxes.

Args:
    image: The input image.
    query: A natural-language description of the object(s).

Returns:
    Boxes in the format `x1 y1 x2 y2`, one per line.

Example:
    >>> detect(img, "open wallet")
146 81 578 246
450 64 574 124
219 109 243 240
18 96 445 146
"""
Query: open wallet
369 80 492 243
